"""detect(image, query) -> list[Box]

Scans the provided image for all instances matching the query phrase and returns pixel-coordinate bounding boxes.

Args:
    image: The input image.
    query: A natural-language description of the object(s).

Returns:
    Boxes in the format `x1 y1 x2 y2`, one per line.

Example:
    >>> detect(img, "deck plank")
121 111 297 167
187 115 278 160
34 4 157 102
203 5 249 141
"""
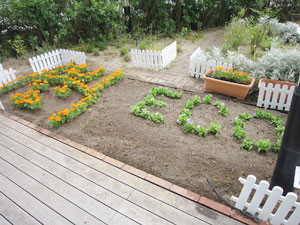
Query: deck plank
0 215 12 225
128 190 208 225
0 172 70 225
0 144 113 224
0 115 242 225
0 132 173 225
0 193 40 225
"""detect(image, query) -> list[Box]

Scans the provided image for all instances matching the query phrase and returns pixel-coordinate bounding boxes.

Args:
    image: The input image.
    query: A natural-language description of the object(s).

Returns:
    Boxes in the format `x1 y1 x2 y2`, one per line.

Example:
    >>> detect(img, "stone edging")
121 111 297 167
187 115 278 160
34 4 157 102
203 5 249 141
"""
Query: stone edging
1 110 266 225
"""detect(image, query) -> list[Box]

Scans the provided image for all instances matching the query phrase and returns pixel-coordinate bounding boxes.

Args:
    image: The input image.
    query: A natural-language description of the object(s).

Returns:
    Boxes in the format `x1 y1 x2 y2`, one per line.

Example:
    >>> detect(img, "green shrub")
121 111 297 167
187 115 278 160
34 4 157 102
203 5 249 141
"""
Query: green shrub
120 45 129 56
95 42 107 51
138 40 152 50
123 54 131 62
92 47 100 56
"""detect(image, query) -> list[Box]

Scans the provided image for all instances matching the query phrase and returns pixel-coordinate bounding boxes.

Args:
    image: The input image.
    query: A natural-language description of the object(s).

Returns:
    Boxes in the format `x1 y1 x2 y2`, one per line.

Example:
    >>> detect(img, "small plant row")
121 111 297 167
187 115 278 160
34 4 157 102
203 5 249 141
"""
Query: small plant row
177 94 228 137
130 86 182 123
233 109 284 153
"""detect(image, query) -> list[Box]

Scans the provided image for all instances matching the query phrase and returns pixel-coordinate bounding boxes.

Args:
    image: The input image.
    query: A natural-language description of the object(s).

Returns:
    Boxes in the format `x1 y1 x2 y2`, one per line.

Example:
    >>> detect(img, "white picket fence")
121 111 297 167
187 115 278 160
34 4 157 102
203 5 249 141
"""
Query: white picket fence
257 82 295 111
29 49 86 73
231 175 300 225
130 41 177 71
189 47 232 79
0 64 17 87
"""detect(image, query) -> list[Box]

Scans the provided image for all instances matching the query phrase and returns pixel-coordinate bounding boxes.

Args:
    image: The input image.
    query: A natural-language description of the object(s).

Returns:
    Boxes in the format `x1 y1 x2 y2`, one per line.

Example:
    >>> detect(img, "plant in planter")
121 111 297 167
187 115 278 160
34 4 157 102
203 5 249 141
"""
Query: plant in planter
203 67 255 100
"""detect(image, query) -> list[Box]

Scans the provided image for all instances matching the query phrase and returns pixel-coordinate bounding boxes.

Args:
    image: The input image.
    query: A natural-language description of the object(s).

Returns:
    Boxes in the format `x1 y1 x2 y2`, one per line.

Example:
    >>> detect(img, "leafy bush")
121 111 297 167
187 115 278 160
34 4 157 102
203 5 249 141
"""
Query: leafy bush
120 45 129 56
258 16 300 44
203 46 300 83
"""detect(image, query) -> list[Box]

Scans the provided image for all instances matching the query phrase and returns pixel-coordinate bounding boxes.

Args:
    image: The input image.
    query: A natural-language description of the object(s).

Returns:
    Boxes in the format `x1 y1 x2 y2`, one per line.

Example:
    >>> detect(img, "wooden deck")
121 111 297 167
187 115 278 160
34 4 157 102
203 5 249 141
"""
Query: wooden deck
0 114 242 225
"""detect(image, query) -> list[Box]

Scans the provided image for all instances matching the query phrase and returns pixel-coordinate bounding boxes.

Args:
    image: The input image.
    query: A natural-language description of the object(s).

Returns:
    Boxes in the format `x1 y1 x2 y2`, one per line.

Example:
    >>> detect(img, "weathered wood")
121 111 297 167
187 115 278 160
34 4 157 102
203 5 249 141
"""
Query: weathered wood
0 129 172 225
0 144 112 224
0 171 70 225
0 193 41 225
0 116 242 225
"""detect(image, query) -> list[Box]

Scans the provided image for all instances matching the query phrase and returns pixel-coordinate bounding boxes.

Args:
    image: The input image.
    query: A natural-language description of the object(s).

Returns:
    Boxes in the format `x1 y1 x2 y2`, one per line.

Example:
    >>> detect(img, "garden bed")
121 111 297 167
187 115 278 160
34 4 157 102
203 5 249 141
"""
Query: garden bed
0 77 287 203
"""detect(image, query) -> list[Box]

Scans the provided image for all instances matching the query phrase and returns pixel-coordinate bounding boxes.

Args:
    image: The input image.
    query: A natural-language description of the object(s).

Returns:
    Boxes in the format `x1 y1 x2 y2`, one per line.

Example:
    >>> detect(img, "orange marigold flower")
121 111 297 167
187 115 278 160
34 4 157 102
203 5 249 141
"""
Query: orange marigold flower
55 116 61 121
49 117 54 121
71 108 75 112
42 69 47 73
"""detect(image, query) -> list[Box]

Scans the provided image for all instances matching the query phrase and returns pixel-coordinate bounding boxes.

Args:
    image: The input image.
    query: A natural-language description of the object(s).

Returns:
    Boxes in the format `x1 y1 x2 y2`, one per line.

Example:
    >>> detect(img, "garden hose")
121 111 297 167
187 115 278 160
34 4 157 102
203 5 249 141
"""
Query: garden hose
206 179 261 223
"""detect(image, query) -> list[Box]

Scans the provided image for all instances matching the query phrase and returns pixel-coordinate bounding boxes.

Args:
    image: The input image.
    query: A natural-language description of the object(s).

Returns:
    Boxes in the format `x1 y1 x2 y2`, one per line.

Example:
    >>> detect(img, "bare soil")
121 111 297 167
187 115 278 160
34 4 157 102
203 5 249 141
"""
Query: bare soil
0 77 287 203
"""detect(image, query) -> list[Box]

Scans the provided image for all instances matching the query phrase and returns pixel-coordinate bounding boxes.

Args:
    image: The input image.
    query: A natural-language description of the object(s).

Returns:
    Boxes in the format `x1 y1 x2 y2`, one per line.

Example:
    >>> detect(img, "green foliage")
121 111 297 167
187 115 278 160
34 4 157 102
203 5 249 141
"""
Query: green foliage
211 68 251 85
123 54 131 62
92 47 100 56
130 86 181 123
185 96 201 109
241 138 254 151
208 123 221 136
196 126 208 137
120 45 129 56
203 94 212 104
233 126 246 139
239 112 253 120
8 35 27 57
184 120 197 134
256 139 271 153
0 0 125 57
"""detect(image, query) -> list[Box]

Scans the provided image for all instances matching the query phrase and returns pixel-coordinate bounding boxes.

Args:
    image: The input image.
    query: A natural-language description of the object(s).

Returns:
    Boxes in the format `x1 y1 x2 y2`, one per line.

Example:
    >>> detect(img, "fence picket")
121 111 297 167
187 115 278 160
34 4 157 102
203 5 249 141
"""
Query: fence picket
235 175 257 210
270 193 298 225
247 180 269 214
0 101 4 110
131 41 176 70
232 175 300 224
257 82 295 111
0 65 17 87
189 47 233 78
259 187 283 221
29 49 86 72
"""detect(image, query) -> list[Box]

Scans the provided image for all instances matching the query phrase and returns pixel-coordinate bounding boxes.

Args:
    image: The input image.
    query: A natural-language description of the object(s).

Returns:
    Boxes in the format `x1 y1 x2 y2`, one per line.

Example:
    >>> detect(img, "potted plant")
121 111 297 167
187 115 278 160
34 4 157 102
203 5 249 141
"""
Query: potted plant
203 67 255 100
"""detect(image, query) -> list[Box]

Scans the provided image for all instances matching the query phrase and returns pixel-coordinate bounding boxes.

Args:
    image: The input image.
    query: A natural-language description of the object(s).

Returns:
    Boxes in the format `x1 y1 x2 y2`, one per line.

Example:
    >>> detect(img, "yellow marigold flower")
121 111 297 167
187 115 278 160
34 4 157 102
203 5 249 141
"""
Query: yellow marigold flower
55 116 61 122
14 100 19 104
49 117 54 121
44 80 48 83
32 83 37 86
71 104 76 107
42 69 47 73
34 90 40 94
71 108 75 112
28 83 32 87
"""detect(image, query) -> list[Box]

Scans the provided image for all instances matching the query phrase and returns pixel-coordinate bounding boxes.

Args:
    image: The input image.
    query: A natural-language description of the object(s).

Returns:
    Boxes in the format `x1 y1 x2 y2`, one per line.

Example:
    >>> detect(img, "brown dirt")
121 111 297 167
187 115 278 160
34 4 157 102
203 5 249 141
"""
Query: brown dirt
0 77 287 203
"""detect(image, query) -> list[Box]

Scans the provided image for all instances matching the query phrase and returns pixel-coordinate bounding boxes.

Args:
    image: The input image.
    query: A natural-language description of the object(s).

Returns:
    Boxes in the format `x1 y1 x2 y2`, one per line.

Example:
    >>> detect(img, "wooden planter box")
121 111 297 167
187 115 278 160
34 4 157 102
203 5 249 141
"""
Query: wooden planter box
257 78 296 111
203 70 255 100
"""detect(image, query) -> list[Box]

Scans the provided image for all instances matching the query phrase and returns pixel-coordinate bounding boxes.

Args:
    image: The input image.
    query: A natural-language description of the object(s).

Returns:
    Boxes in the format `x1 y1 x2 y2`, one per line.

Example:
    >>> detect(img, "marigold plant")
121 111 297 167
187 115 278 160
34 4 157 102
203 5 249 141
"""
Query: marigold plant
211 67 251 85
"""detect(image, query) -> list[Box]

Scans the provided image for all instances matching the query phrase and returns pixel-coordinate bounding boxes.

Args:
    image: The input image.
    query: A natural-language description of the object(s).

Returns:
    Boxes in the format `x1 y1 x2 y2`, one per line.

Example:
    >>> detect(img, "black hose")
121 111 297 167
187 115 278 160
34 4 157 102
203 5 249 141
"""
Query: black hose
206 179 261 223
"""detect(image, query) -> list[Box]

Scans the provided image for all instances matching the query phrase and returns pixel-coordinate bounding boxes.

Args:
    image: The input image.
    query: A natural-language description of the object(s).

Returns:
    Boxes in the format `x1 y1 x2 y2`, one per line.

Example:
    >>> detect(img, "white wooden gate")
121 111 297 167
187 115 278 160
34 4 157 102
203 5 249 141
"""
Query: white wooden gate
29 49 86 73
189 47 232 79
231 175 300 225
131 41 177 71
257 82 295 111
